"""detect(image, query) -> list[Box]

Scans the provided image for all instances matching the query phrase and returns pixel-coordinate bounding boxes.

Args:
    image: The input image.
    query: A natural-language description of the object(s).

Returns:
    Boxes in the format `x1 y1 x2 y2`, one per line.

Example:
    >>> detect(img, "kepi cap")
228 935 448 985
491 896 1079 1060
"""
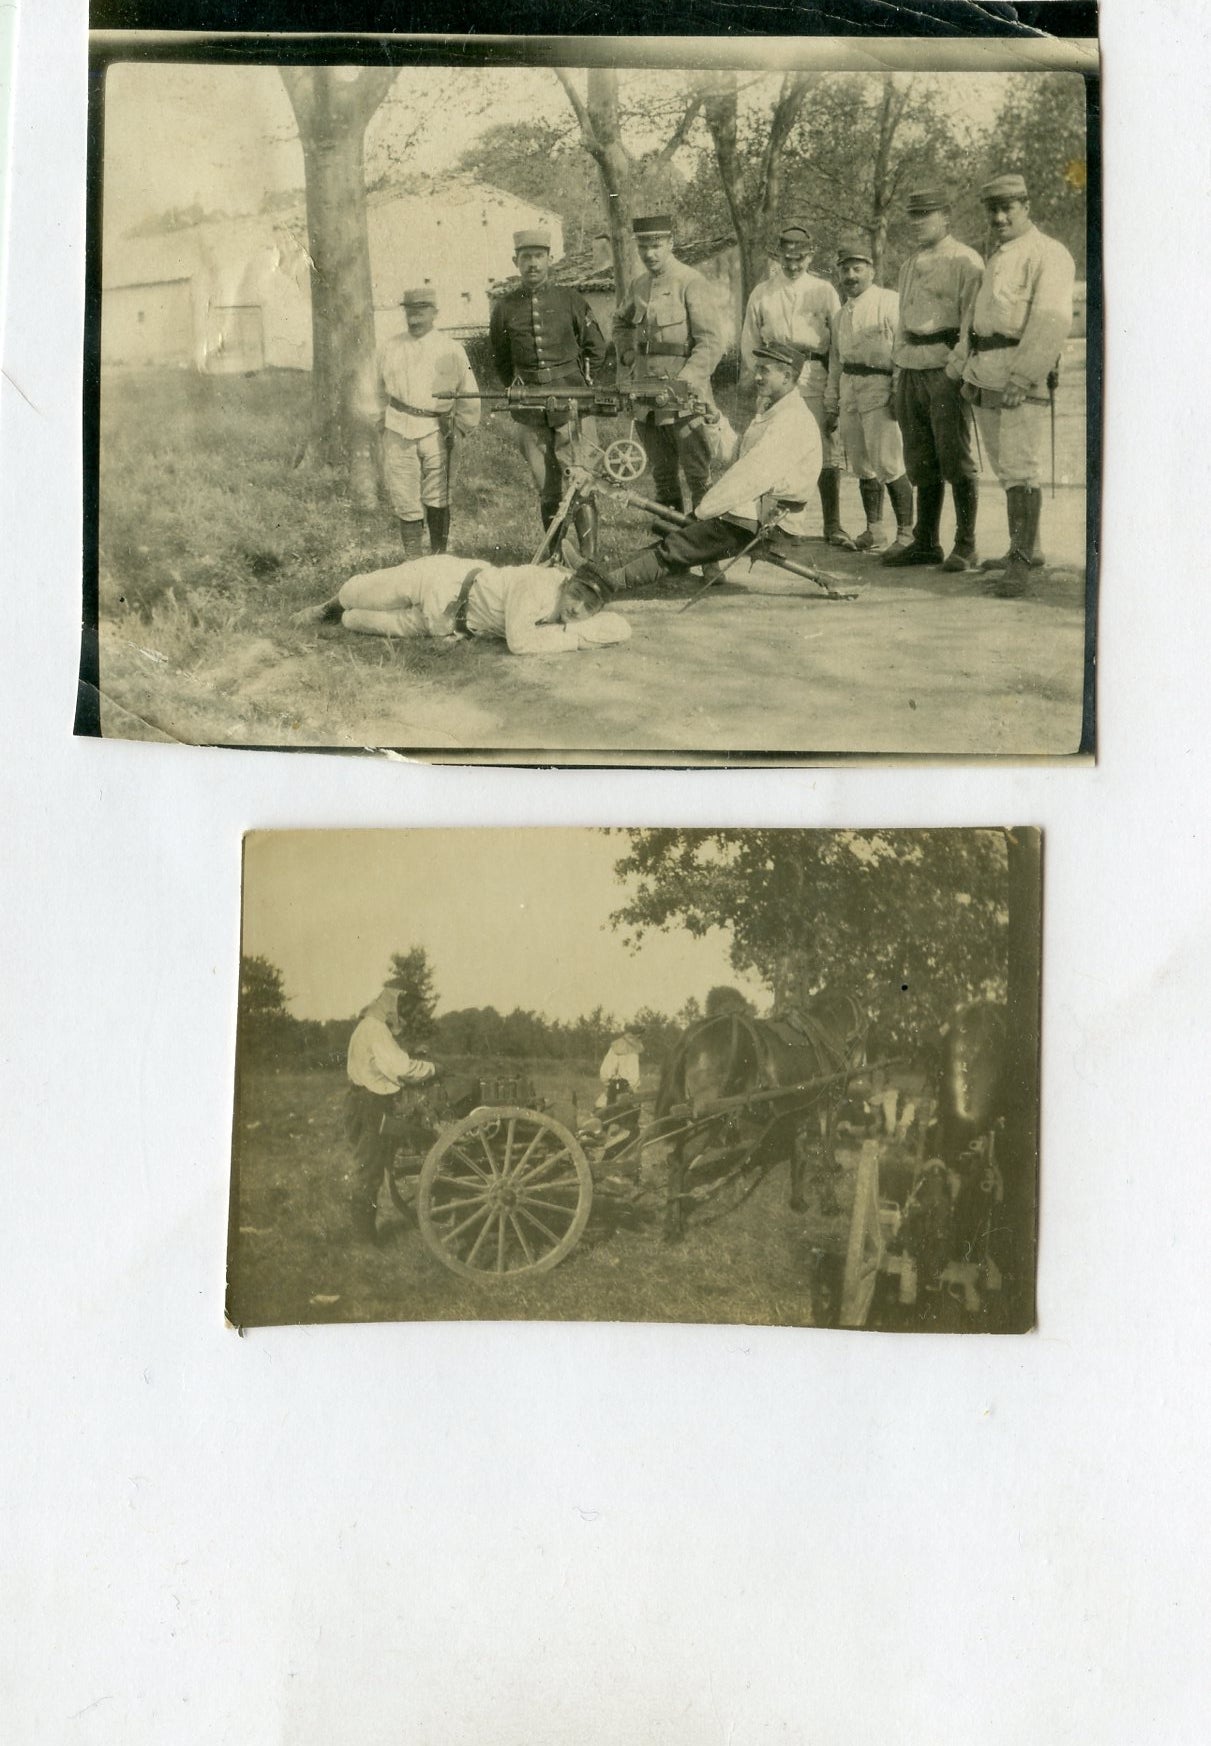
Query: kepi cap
632 215 673 237
836 235 874 264
513 228 552 251
980 172 1028 203
905 187 950 215
777 219 811 244
402 286 438 308
751 338 808 374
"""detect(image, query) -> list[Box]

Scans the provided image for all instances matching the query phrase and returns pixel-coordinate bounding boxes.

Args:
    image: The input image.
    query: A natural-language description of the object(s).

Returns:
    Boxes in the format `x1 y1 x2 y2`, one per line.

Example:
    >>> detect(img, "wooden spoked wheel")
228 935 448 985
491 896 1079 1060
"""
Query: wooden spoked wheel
839 1140 886 1328
601 437 647 483
417 1107 593 1279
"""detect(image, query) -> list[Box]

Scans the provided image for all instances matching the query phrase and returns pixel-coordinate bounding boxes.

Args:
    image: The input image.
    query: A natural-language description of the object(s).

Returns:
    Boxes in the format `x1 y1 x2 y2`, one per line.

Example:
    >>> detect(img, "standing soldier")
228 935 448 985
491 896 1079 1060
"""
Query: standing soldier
344 987 437 1244
824 237 915 554
741 219 848 546
886 189 984 572
375 287 481 560
613 215 725 514
489 228 608 559
955 173 1075 596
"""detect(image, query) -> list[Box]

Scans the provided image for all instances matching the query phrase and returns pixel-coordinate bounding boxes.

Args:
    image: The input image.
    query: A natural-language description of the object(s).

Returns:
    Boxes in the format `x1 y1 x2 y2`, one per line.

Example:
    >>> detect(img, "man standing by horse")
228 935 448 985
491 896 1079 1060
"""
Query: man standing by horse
345 987 438 1245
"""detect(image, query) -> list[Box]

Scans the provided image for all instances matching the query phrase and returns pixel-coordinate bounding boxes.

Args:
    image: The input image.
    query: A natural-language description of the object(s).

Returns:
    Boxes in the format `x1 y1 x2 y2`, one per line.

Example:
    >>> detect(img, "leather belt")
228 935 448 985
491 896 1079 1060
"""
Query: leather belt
904 325 960 348
970 331 1021 352
842 361 893 377
452 565 485 636
387 395 443 418
639 341 693 357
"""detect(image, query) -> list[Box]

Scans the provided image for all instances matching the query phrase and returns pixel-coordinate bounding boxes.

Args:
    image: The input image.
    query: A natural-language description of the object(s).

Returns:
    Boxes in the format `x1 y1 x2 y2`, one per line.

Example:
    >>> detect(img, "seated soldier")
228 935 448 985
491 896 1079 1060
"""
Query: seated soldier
591 339 823 594
292 554 630 657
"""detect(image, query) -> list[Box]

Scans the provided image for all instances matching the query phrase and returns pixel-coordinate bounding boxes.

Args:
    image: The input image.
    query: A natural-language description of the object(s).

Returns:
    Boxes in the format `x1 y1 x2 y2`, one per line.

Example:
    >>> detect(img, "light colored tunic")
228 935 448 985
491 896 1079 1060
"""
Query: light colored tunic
826 285 904 485
957 224 1075 395
695 389 822 535
337 556 631 656
376 329 480 440
347 1015 436 1096
893 234 984 372
599 1039 641 1090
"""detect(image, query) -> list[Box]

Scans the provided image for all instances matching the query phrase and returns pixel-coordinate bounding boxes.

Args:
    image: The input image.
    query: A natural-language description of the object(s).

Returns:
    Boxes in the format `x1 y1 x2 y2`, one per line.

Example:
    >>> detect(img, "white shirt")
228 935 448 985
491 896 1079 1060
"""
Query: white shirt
359 556 632 657
827 285 899 414
599 1042 641 1089
377 329 481 440
346 1015 437 1096
958 224 1075 394
741 266 840 388
695 390 823 535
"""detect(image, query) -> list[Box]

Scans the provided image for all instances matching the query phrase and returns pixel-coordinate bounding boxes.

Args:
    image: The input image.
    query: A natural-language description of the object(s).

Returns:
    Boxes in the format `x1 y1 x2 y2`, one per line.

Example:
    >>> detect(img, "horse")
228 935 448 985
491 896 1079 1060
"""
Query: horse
651 992 867 1241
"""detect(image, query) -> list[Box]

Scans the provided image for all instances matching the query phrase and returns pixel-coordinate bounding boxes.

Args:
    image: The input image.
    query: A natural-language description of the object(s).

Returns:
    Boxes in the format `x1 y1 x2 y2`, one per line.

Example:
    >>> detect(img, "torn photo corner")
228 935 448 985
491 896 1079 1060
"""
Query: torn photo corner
227 825 1042 1333
82 13 1099 764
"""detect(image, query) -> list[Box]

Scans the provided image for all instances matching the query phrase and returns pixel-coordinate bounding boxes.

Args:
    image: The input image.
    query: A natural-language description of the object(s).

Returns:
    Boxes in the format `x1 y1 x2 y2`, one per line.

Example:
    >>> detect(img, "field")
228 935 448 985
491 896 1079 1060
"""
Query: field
226 1059 1009 1333
94 357 1090 758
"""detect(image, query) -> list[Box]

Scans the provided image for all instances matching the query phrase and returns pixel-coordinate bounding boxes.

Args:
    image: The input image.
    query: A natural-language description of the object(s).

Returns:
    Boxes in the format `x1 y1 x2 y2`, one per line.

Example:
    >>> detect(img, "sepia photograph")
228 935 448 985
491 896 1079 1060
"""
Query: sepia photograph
228 826 1041 1332
84 29 1097 761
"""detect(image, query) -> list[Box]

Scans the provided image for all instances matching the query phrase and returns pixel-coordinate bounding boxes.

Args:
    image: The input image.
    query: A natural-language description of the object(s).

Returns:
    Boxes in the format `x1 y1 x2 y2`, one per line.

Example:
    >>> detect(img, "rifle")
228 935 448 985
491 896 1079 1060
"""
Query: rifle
434 379 718 432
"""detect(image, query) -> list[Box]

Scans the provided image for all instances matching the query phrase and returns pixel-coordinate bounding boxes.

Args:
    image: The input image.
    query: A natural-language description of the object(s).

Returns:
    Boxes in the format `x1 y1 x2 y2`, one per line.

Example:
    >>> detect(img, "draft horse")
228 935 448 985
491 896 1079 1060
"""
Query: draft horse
652 992 867 1241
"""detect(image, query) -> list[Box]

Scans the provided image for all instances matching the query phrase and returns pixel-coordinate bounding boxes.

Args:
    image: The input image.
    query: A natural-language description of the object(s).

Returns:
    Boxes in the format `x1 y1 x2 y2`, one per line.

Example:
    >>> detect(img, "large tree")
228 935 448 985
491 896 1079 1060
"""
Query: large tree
279 66 398 503
610 829 1011 1053
981 71 1089 270
385 945 438 1043
700 70 814 305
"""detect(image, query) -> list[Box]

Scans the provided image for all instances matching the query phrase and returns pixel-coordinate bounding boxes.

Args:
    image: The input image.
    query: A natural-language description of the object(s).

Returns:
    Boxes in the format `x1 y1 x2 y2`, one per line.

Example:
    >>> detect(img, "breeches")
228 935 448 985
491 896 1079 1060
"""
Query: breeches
658 516 756 571
382 427 448 520
973 400 1048 490
338 563 431 639
894 368 976 487
514 415 597 508
839 399 905 483
800 385 845 471
345 1086 397 1204
639 417 713 510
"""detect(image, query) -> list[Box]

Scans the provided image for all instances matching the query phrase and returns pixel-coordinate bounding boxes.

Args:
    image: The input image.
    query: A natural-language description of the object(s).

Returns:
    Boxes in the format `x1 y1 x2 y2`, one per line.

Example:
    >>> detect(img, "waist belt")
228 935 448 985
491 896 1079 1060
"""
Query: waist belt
970 331 1021 352
842 361 893 377
452 565 485 637
904 325 960 348
638 341 693 358
387 395 443 419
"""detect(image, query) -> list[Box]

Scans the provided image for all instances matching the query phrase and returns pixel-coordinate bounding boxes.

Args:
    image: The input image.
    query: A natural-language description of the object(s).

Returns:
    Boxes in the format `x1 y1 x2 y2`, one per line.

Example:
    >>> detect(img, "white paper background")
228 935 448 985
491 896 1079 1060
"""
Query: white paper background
2 5 1208 1742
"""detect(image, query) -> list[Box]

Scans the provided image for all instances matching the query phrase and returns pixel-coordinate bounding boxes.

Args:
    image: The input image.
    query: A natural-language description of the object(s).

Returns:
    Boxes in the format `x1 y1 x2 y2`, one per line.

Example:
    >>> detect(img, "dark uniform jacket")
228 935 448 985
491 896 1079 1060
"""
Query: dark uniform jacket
489 284 608 421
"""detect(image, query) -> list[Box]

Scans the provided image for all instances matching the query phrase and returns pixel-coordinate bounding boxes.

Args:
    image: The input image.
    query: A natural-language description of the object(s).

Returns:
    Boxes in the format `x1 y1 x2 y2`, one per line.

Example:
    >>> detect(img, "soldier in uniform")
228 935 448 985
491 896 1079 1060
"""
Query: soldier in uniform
954 173 1075 596
375 287 481 560
489 228 608 557
344 987 438 1244
741 219 849 546
613 215 725 514
886 189 984 572
823 237 914 554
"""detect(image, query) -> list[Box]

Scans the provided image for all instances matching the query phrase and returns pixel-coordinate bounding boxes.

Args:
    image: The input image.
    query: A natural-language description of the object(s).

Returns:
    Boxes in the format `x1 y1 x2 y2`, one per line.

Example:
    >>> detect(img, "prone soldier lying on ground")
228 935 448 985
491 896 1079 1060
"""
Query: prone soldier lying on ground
291 554 631 657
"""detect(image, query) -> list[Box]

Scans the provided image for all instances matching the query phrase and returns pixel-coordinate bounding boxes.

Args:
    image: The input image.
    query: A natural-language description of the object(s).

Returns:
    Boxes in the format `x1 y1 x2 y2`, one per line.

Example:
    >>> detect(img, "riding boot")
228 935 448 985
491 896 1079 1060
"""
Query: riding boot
819 465 852 546
942 477 980 572
882 479 944 566
885 474 915 553
600 546 669 593
350 1193 379 1245
853 477 886 551
981 485 1044 570
995 486 1043 597
572 498 599 561
399 518 425 562
424 505 450 555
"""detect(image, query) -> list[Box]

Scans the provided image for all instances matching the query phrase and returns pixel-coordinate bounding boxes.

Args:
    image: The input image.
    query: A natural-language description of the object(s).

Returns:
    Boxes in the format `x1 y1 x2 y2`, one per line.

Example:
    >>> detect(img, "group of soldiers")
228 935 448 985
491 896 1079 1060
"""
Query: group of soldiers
298 172 1076 649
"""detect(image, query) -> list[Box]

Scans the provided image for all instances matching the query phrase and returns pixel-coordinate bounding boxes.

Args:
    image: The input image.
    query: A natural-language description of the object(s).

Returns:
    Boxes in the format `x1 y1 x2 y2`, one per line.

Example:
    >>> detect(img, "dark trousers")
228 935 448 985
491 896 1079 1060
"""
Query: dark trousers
657 515 756 572
894 368 976 488
639 417 713 511
344 1085 397 1230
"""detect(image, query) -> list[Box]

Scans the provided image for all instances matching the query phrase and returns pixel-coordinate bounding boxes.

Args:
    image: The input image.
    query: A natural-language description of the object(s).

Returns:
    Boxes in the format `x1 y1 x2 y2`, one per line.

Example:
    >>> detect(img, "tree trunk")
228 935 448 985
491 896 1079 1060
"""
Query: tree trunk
1002 827 1042 1330
704 71 812 309
280 67 395 504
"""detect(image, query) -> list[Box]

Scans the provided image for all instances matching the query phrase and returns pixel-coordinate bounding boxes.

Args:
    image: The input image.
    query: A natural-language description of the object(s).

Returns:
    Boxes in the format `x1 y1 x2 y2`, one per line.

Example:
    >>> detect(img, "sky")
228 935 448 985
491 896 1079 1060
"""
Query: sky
99 57 1061 240
240 829 767 1024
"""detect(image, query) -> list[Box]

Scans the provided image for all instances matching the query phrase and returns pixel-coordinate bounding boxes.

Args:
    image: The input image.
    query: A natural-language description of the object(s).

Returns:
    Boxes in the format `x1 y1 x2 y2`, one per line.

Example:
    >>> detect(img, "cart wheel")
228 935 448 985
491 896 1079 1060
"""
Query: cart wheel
602 437 647 483
840 1140 886 1327
418 1106 593 1279
386 1154 422 1216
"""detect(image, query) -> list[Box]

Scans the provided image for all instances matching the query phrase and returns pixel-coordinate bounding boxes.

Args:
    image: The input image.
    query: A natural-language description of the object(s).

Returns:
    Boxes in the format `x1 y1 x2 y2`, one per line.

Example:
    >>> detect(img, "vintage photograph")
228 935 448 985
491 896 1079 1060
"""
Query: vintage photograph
227 827 1042 1332
84 32 1097 760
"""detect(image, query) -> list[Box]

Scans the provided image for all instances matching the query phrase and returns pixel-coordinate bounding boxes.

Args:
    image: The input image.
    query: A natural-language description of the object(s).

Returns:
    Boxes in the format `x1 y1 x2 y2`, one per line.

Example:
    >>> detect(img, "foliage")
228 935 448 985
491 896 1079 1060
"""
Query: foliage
455 120 602 254
385 946 438 1043
976 72 1089 270
705 985 755 1018
610 829 1010 1052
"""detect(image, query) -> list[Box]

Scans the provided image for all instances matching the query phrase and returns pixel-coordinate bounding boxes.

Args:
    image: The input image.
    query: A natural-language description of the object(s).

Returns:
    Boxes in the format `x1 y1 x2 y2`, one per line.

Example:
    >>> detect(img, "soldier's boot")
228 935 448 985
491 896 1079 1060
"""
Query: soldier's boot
599 546 669 593
572 499 599 561
993 486 1043 598
424 505 450 555
853 478 887 551
819 466 854 547
399 518 425 561
942 478 980 572
882 479 944 566
981 486 1044 571
885 474 915 555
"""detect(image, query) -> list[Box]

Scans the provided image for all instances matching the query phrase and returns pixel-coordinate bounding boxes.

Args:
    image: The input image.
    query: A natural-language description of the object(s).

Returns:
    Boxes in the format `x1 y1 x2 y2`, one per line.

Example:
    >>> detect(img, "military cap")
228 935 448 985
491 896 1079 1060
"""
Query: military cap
513 228 552 251
905 187 950 214
979 172 1029 204
632 215 674 237
751 338 808 374
836 235 874 264
401 286 438 308
777 220 811 243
